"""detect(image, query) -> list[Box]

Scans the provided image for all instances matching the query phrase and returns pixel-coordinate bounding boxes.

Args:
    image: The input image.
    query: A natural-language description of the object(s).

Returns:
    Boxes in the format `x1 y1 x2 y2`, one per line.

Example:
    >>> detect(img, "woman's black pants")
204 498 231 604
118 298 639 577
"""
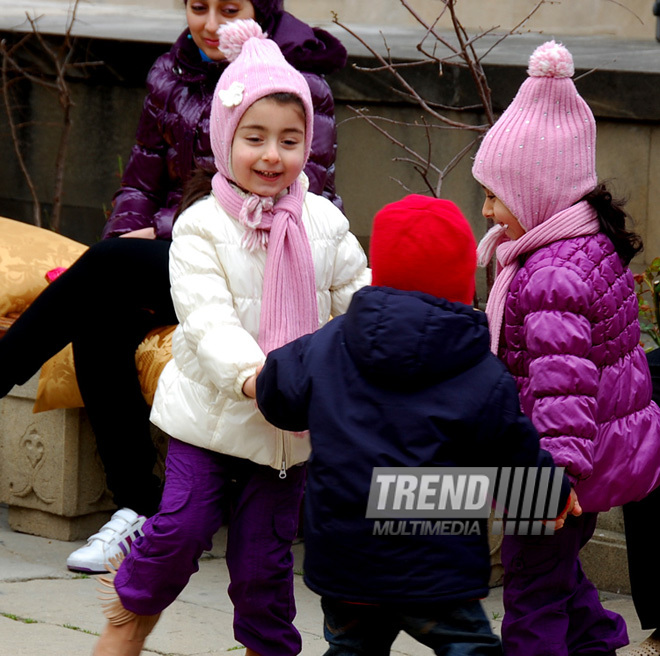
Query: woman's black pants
0 238 177 517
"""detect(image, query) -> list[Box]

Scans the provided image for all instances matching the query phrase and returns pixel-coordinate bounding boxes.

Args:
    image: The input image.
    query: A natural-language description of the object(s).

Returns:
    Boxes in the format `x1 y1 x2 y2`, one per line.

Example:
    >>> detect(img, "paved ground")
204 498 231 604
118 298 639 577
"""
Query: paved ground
0 503 653 655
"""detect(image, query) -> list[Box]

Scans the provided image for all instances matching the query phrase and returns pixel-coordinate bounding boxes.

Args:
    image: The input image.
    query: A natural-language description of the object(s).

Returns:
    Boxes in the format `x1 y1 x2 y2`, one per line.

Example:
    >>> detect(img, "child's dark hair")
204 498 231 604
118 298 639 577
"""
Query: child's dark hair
266 92 306 120
175 92 306 221
581 183 643 265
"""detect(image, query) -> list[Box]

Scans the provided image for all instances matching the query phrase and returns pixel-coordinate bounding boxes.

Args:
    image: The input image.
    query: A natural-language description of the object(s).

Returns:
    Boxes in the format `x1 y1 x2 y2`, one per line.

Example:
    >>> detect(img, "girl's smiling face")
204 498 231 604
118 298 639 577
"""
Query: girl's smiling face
231 96 306 197
186 0 255 61
480 187 526 240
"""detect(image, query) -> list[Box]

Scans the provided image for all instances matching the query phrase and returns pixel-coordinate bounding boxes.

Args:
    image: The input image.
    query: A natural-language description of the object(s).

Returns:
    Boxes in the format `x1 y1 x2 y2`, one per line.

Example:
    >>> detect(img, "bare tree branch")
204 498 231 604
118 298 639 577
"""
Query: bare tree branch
603 0 643 23
333 0 562 204
334 16 478 131
0 0 101 232
1 44 42 226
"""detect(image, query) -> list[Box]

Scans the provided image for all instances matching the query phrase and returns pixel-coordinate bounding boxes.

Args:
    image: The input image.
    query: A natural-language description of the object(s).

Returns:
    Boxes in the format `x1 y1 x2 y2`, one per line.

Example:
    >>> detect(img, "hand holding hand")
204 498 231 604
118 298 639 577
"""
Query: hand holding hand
554 488 582 531
242 365 263 399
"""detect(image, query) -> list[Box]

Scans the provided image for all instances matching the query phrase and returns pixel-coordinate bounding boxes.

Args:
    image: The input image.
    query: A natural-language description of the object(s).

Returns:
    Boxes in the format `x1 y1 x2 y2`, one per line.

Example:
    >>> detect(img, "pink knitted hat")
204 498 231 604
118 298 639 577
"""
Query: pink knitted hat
472 41 597 231
210 19 314 183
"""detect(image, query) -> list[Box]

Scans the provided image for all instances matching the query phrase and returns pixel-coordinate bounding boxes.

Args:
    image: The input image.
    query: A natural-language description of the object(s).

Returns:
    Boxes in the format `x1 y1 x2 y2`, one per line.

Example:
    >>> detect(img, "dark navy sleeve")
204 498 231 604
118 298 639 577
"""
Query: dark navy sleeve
256 333 315 432
477 366 572 517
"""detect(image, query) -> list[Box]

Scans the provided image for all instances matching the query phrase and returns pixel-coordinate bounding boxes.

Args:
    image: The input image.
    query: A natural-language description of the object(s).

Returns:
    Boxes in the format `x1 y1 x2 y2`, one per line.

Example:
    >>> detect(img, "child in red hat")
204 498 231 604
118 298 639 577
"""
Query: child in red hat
244 194 573 655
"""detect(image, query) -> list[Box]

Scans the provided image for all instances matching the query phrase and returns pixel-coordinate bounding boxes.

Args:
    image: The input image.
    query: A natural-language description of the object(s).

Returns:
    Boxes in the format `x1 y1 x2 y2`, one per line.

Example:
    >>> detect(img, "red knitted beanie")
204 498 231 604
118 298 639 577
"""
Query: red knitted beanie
369 195 477 305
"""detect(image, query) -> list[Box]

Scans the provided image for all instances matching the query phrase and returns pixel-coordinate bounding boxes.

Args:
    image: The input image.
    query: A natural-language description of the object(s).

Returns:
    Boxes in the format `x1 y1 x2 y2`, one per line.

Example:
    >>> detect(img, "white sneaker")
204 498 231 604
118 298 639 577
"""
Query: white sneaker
66 508 146 573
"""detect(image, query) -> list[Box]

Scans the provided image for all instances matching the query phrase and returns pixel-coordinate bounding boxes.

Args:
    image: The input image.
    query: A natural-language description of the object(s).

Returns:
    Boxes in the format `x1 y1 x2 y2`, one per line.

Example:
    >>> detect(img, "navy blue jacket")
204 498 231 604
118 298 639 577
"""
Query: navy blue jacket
257 286 564 603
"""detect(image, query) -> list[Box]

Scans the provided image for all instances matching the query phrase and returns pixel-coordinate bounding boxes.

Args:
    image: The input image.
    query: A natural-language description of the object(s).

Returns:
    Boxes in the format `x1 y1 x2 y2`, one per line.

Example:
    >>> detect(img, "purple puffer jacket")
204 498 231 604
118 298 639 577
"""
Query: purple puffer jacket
102 12 347 239
500 231 660 512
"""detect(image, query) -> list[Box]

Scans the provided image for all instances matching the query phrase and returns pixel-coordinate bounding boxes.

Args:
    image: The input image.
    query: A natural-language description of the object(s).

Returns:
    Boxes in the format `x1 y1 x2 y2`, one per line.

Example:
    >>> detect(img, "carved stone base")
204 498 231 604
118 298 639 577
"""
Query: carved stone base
7 507 113 542
0 372 116 541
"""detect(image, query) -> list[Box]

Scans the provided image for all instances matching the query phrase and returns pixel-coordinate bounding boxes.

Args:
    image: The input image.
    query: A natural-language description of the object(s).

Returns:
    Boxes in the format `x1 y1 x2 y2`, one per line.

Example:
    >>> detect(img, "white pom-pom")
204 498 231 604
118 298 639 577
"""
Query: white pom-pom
217 18 266 62
527 40 574 79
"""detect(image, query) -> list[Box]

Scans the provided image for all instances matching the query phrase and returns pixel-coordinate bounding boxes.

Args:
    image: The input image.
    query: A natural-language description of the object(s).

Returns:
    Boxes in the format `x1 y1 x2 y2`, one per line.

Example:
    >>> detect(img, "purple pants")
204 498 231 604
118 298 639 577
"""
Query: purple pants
501 513 628 656
114 438 306 656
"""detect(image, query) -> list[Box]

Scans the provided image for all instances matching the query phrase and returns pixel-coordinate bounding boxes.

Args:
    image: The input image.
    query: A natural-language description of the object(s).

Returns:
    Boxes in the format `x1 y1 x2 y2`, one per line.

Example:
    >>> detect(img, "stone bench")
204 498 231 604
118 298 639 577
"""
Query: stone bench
0 371 115 540
0 309 170 541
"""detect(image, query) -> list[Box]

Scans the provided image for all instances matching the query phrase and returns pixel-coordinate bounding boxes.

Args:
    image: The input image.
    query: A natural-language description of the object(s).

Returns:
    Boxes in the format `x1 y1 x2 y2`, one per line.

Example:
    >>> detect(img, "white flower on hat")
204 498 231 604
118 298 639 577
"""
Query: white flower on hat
218 81 245 107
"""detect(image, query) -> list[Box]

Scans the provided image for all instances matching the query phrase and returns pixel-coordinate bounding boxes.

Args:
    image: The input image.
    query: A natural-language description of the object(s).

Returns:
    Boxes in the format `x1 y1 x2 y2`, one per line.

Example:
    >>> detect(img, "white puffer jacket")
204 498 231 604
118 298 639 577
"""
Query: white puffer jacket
150 184 370 473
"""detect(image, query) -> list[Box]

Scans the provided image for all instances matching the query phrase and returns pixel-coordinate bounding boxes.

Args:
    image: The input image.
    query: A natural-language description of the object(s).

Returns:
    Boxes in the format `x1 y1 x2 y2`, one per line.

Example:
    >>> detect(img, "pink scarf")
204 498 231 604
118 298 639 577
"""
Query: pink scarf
479 200 600 354
212 171 318 355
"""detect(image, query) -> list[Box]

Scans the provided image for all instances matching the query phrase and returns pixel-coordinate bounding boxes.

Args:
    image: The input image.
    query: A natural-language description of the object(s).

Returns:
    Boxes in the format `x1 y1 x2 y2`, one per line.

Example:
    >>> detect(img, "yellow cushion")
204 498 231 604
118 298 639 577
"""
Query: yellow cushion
33 325 175 412
33 344 83 412
0 216 88 317
135 325 176 406
0 217 175 412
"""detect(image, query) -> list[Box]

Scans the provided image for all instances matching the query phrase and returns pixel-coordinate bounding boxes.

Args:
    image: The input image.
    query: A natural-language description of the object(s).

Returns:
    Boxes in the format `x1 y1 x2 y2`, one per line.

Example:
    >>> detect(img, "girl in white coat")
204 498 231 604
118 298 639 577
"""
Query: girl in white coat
94 19 369 656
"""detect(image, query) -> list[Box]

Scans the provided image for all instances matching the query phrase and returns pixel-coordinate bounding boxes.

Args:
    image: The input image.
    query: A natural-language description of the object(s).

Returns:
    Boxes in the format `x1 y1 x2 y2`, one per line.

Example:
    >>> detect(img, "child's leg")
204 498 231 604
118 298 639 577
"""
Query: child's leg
225 462 306 656
399 599 502 655
565 557 627 654
501 513 627 656
113 438 231 615
320 597 400 656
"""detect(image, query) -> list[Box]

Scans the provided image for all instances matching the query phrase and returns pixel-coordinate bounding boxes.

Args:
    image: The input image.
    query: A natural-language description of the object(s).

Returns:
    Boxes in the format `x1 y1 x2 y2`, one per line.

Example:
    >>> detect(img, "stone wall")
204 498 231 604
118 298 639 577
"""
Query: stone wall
9 1 657 40
0 26 658 301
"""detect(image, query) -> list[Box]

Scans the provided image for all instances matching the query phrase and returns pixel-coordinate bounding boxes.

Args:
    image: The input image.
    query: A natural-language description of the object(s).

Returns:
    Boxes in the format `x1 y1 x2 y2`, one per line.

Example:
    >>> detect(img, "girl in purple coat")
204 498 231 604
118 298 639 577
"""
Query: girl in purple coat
0 0 347 574
474 40 660 656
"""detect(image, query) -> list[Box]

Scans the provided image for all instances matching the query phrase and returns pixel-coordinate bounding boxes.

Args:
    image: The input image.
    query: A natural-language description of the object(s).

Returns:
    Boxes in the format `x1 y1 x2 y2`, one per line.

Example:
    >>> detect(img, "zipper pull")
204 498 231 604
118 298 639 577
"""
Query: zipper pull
279 459 287 479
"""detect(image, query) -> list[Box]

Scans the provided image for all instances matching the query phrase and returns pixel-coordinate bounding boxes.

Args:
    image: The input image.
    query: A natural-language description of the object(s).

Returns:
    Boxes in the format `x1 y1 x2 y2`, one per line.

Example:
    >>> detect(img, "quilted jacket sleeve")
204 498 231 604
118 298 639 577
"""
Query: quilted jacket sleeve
102 55 172 239
168 206 264 401
469 361 572 518
321 204 370 317
302 71 341 209
519 265 599 483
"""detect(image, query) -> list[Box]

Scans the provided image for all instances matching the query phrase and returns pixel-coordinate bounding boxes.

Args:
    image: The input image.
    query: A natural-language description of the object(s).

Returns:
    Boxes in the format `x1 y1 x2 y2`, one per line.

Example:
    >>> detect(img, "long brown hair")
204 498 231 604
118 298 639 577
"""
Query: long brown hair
581 183 643 265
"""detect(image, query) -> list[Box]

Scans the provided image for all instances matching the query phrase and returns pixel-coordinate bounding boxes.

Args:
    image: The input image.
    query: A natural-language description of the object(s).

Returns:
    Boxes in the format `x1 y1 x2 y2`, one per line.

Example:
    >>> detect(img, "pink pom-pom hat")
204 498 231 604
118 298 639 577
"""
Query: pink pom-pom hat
210 18 314 183
472 40 597 232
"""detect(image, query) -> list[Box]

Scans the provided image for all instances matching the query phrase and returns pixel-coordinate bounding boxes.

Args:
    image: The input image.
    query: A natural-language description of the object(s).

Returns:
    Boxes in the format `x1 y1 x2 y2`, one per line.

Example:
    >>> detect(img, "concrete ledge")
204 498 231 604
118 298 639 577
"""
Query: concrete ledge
582 508 631 595
7 506 112 542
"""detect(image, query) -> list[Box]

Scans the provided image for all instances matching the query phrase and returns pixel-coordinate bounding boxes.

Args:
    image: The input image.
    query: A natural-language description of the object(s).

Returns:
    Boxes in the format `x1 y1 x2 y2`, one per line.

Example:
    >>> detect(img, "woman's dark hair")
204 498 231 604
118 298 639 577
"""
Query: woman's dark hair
581 183 643 265
175 92 306 222
176 167 214 221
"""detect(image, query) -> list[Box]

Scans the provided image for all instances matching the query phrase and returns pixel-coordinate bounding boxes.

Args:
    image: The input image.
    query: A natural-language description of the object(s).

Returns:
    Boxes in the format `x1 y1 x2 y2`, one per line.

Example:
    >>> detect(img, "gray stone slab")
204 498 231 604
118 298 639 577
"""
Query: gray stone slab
1 1 659 75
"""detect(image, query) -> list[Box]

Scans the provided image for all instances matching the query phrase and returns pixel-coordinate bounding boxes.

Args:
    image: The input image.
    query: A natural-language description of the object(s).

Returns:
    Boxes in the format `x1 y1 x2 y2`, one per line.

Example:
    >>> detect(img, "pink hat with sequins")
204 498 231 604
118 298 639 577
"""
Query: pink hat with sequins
210 19 314 182
472 41 597 231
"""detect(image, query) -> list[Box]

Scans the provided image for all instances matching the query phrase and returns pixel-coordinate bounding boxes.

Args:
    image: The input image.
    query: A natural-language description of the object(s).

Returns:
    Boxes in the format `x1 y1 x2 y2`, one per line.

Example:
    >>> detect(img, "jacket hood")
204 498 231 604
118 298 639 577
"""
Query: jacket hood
271 13 347 75
343 286 490 389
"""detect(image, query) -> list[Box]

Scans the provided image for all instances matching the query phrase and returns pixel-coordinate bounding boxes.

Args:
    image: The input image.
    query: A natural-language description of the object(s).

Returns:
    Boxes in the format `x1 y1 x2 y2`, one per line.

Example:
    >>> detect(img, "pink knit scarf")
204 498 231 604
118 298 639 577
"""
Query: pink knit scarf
212 171 318 355
479 200 600 354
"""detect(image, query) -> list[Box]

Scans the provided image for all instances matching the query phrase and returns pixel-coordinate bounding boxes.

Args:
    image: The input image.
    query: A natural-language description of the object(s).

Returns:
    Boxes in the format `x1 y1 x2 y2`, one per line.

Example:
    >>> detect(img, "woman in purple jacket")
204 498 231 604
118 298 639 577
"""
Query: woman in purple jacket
0 0 347 574
474 41 660 655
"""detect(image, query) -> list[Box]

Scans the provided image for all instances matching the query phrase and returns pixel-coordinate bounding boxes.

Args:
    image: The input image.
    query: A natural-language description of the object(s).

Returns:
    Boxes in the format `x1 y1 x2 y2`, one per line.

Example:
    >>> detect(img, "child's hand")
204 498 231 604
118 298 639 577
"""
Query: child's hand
554 488 582 531
242 365 263 399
